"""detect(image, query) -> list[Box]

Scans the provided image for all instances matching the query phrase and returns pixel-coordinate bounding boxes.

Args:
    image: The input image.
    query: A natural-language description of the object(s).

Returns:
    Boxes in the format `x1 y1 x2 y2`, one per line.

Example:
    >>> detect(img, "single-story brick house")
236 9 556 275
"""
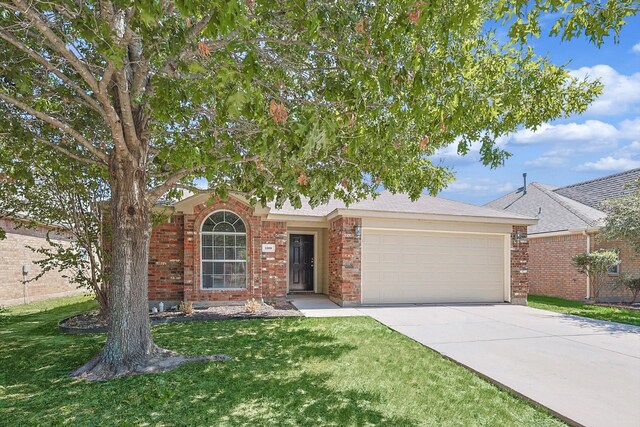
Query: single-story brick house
149 191 536 307
486 169 640 302
0 217 82 306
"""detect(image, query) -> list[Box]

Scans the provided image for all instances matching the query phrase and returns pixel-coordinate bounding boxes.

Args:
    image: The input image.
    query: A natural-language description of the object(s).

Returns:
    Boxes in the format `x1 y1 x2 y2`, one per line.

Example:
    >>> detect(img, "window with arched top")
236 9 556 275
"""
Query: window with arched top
201 211 247 289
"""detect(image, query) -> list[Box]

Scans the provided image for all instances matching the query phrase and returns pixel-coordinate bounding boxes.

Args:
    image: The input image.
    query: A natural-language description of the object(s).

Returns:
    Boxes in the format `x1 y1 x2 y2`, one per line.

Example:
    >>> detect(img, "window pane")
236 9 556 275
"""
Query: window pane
214 247 224 260
212 211 224 223
202 274 213 289
202 262 213 275
236 235 246 246
202 218 214 232
202 247 212 260
236 248 247 260
215 222 234 232
225 235 235 247
225 247 236 260
213 274 224 288
233 262 246 274
202 234 212 247
214 262 224 274
214 235 224 246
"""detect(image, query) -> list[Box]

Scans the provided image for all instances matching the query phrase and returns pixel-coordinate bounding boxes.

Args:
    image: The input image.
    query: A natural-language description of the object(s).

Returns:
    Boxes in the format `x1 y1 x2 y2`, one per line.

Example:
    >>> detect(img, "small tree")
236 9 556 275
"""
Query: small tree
600 177 640 255
0 141 111 318
614 274 640 304
572 250 619 303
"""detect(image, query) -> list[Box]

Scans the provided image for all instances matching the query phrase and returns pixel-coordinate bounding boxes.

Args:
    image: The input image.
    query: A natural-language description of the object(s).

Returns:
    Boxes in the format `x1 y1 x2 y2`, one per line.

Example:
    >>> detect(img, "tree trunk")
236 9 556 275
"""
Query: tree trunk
71 154 229 380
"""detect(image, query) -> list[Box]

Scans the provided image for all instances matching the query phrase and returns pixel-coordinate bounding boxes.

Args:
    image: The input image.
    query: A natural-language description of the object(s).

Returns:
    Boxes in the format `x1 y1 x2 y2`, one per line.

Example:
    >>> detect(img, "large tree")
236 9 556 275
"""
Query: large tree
0 0 636 380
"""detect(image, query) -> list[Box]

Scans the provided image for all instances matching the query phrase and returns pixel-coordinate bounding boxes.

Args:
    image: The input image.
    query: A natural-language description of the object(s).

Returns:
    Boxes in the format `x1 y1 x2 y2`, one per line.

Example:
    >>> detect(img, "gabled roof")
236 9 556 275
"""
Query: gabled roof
268 191 536 224
553 168 639 209
485 169 639 235
485 183 605 234
169 190 537 225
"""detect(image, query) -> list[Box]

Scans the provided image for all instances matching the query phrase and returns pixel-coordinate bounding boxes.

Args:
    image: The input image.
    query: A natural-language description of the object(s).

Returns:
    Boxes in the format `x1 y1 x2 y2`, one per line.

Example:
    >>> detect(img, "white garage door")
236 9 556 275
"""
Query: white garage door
362 230 506 304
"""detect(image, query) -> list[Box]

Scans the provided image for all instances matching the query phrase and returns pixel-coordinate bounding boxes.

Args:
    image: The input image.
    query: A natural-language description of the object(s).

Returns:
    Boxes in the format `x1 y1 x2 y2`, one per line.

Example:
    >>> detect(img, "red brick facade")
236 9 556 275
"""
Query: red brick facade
328 217 362 306
149 197 287 304
511 225 529 305
529 232 640 302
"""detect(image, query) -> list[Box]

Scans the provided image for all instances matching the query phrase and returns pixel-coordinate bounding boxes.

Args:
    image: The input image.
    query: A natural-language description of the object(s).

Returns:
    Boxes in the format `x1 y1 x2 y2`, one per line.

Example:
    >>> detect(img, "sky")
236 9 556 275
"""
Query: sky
436 14 640 206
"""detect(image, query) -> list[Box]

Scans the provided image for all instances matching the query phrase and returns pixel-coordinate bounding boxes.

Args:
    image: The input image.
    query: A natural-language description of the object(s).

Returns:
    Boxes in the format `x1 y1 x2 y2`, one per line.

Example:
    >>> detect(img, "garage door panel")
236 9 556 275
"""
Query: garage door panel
362 230 505 304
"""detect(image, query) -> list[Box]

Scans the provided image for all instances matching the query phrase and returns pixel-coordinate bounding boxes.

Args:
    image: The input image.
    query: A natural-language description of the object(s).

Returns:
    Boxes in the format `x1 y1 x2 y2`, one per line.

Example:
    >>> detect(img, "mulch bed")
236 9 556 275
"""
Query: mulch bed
59 301 302 334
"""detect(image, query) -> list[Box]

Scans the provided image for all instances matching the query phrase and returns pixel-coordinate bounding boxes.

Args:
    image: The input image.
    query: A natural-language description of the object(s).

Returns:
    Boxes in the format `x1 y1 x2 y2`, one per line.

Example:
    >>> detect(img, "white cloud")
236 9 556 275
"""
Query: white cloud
576 157 640 171
570 65 640 116
444 178 515 195
632 42 640 55
525 156 567 168
509 120 619 145
619 117 640 139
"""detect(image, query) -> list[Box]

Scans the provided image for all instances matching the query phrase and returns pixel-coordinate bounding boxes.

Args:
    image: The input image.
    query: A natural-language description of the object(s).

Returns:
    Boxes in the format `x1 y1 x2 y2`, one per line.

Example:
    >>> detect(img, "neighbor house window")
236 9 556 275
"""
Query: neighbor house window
201 211 247 289
608 249 620 275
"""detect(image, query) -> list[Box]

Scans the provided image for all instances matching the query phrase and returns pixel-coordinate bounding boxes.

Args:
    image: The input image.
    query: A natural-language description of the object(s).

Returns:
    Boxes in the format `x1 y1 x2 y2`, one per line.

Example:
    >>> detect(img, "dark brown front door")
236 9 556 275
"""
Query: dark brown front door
289 234 314 291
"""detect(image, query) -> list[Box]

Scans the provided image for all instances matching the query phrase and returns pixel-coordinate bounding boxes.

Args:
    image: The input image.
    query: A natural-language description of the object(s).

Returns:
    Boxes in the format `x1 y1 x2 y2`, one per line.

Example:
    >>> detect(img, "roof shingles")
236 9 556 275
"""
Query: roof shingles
485 169 639 235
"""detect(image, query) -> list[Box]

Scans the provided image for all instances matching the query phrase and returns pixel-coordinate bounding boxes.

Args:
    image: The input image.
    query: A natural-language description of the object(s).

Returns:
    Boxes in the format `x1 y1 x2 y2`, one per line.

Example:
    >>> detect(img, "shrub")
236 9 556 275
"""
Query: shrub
572 250 619 303
179 301 194 315
244 298 261 314
615 274 640 304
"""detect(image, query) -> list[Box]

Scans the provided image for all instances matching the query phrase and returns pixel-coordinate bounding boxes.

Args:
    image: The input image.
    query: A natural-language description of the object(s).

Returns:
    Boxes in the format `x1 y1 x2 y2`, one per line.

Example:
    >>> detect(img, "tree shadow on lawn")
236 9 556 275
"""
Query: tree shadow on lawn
1 302 417 426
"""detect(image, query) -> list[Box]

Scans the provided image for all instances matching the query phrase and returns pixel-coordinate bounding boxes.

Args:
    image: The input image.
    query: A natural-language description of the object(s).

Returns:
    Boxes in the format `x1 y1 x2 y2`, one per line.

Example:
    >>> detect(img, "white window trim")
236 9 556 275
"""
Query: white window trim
200 210 248 291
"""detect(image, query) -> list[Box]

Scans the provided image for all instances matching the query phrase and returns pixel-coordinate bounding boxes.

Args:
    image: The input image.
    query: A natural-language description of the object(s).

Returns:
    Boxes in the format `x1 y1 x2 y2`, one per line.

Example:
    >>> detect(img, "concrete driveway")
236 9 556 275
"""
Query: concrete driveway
355 304 640 427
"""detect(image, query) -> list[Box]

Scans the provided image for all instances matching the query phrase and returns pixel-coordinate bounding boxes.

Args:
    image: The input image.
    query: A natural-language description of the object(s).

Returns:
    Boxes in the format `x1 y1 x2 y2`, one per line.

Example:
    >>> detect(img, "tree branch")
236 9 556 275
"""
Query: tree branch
0 91 108 164
33 135 108 169
0 29 107 119
12 0 101 93
114 68 139 150
147 155 260 204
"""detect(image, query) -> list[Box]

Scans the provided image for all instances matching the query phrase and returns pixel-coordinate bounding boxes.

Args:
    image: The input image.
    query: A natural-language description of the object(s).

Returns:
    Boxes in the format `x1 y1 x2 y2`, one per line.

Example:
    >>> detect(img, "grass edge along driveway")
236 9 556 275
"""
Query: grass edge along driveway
528 295 640 327
1 296 564 426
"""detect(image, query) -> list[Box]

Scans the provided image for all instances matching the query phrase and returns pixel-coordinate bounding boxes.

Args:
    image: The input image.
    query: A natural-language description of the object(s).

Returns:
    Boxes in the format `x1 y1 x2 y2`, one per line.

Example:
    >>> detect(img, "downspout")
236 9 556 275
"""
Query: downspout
584 230 591 300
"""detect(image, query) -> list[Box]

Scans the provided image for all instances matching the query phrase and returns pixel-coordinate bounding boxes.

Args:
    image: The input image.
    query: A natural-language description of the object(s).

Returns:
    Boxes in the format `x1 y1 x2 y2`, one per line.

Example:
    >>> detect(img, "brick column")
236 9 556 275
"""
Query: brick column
511 225 529 305
328 217 362 306
260 221 288 301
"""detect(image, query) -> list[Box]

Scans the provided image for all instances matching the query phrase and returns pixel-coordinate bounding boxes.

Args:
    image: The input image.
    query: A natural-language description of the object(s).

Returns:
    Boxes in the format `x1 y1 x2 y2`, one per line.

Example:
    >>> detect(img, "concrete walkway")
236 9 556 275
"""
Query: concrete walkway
290 296 640 427
289 294 364 317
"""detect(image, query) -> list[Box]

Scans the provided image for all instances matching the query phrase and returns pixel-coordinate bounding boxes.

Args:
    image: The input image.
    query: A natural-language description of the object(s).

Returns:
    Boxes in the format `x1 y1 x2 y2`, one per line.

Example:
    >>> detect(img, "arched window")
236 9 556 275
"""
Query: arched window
201 211 247 289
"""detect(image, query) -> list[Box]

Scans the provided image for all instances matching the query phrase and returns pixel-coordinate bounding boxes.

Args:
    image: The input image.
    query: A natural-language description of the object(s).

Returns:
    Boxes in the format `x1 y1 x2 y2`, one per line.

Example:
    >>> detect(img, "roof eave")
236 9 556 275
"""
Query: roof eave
327 208 538 225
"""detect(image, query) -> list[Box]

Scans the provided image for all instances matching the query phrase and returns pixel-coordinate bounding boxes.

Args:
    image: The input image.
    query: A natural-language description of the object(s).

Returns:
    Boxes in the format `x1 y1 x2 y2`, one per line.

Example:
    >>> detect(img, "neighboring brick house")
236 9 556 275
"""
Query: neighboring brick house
149 191 536 307
0 218 82 306
486 169 640 302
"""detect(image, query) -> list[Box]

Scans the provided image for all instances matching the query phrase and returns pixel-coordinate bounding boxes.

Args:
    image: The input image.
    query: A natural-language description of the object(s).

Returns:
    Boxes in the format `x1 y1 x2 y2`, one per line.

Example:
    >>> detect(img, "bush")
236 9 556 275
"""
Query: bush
244 298 261 314
572 250 619 302
179 301 194 315
615 274 640 304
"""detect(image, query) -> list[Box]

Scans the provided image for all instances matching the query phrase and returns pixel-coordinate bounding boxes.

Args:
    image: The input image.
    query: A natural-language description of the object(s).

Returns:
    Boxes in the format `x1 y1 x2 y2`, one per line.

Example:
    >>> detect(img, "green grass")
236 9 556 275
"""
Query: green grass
1 297 564 426
528 295 640 327
1 294 95 316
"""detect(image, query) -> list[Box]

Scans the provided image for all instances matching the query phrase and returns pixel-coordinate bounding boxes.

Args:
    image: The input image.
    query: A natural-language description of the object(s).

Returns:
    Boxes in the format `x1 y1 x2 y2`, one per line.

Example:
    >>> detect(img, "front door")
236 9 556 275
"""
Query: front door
289 234 314 291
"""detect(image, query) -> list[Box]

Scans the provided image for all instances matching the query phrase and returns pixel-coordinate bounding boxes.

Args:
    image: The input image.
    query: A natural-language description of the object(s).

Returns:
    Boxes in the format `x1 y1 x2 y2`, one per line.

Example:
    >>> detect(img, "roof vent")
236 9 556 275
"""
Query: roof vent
516 173 527 195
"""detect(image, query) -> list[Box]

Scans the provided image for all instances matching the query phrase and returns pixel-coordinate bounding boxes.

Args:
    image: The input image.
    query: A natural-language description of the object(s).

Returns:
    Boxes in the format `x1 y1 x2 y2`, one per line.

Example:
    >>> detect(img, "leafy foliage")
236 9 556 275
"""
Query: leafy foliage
600 177 640 255
572 249 620 302
0 0 630 208
615 274 640 303
0 140 111 317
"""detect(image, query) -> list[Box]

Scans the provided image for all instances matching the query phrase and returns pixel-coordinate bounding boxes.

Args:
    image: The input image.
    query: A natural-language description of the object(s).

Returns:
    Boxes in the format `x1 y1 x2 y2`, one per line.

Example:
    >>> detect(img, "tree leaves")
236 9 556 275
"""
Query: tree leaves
0 0 635 209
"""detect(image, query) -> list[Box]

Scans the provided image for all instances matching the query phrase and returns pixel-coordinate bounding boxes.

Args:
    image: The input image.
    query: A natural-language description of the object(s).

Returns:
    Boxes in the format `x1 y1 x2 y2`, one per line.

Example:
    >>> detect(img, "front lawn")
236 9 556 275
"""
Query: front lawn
1 297 563 426
528 295 640 327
